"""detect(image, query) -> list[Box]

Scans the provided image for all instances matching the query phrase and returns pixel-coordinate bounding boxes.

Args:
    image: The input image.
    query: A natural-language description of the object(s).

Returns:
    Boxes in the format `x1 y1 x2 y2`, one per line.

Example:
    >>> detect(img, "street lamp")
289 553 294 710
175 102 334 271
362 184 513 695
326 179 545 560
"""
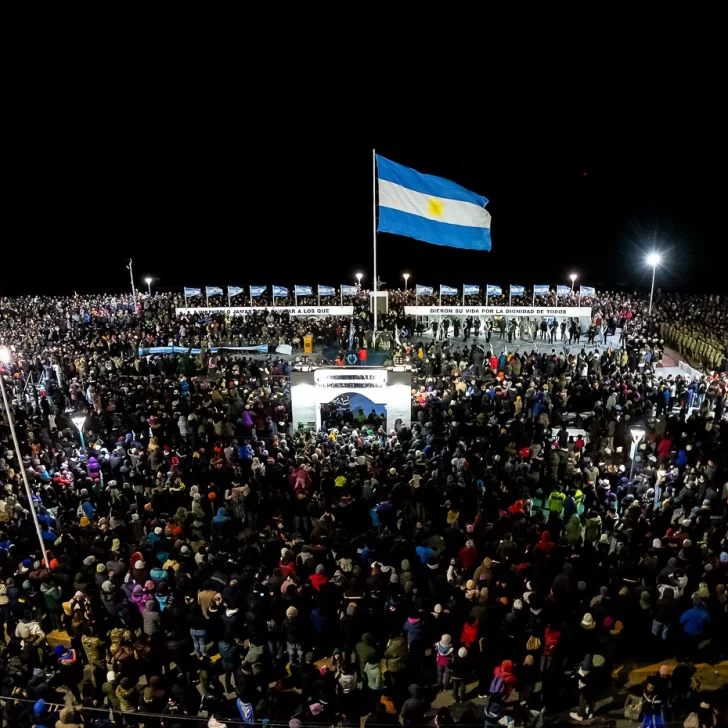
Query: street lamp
144 276 153 295
646 253 661 315
356 273 363 288
570 273 577 291
403 273 410 290
0 346 50 567
71 415 87 451
629 427 645 491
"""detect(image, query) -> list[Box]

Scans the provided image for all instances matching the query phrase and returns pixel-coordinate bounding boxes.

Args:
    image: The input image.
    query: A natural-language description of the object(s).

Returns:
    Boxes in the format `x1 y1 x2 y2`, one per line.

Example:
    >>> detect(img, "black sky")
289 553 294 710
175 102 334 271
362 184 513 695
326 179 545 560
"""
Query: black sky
4 23 725 297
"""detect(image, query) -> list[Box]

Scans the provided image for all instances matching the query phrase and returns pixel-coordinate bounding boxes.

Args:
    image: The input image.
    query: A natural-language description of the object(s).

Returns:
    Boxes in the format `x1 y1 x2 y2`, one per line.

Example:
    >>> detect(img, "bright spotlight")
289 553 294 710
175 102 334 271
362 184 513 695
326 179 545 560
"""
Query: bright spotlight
647 253 661 267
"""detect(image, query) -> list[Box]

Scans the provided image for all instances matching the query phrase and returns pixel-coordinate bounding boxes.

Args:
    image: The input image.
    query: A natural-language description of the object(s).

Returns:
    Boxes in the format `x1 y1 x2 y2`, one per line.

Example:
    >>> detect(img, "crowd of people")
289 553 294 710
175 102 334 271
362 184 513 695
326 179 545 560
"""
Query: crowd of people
0 287 727 728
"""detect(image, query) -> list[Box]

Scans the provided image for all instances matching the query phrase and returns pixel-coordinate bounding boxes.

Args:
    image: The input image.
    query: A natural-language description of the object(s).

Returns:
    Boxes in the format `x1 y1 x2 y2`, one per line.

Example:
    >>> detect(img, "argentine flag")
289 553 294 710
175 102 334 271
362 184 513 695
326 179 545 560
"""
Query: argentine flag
295 285 313 296
341 284 358 296
487 284 502 296
440 284 458 296
416 284 434 296
377 155 492 251
250 286 266 297
228 286 244 298
273 286 289 297
318 285 335 297
510 285 525 296
464 284 480 296
206 286 223 298
534 285 550 296
184 287 201 298
557 285 571 296
580 285 596 298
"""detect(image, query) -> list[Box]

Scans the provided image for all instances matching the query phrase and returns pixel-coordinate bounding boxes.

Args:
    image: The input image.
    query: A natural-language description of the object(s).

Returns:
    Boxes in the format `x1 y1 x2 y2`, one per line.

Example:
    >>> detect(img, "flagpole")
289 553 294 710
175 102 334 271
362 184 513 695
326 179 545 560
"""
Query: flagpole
250 288 253 307
295 290 298 307
340 287 343 306
509 289 512 307
462 287 465 306
533 288 536 307
486 289 489 307
227 287 230 307
317 289 320 307
205 288 209 306
372 148 378 347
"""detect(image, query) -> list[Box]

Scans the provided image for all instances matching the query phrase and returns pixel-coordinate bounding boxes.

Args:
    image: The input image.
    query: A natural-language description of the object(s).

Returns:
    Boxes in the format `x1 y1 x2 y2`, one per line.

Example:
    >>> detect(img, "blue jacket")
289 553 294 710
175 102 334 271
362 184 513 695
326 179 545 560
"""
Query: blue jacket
680 604 710 636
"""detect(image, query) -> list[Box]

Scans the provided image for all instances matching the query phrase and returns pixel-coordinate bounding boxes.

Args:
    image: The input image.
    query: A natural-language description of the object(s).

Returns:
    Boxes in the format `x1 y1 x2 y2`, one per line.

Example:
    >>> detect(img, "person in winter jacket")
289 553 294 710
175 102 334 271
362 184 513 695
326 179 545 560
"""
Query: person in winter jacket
434 634 454 690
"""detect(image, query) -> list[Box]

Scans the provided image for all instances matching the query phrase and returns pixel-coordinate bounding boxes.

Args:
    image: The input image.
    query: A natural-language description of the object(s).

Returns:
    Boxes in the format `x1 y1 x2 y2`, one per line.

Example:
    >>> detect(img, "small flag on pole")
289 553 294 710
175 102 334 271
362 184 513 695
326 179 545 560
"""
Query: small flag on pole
580 285 596 298
205 286 223 298
272 286 289 297
534 285 550 296
510 285 525 296
463 284 480 295
557 285 571 296
318 285 335 297
228 286 244 298
440 284 458 296
295 285 313 296
377 155 492 251
415 284 434 296
487 284 502 296
184 287 201 298
250 286 266 297
341 284 358 296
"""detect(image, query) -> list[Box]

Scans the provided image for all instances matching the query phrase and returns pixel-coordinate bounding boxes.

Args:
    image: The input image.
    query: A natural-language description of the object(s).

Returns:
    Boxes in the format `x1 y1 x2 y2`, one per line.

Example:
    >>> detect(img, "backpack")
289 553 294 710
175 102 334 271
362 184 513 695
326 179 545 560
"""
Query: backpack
489 675 505 695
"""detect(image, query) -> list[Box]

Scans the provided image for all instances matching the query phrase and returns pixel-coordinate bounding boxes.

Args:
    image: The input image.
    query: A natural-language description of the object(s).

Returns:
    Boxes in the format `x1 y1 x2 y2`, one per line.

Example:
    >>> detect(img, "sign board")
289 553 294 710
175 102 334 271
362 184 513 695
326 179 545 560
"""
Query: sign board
176 306 354 317
404 306 591 317
313 369 387 390
303 336 313 354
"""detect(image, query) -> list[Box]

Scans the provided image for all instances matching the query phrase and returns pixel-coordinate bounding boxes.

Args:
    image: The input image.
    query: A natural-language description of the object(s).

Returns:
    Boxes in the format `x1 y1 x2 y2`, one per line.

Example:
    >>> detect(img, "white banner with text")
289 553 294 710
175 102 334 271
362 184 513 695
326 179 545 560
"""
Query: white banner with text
404 306 591 316
176 306 354 317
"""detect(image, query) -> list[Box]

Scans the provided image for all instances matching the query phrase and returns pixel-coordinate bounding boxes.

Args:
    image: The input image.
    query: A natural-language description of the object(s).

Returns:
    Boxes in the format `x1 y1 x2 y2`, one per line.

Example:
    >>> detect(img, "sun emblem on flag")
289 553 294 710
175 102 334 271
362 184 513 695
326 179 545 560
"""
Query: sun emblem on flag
428 198 444 217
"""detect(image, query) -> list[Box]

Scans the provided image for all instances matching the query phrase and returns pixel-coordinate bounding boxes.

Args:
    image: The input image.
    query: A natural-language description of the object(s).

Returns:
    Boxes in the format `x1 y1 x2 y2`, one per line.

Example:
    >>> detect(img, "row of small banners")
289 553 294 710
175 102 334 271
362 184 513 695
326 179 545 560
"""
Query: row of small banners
184 284 596 299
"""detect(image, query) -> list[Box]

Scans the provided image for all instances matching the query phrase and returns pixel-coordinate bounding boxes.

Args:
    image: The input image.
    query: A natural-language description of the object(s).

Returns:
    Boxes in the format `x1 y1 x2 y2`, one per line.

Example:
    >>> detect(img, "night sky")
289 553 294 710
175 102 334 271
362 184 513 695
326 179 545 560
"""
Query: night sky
4 27 723 297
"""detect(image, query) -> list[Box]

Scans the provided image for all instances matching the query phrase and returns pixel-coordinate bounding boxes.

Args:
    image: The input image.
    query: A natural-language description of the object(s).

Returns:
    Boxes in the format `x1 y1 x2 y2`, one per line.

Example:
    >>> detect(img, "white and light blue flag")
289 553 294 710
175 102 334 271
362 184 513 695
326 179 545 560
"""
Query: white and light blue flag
377 155 492 251
487 284 502 296
557 285 571 296
318 285 335 297
250 286 266 297
228 286 244 298
272 286 288 297
534 285 550 296
206 286 223 298
510 285 525 296
184 287 201 298
341 284 358 296
580 285 596 298
440 284 458 296
295 285 313 296
415 284 434 296
464 284 480 296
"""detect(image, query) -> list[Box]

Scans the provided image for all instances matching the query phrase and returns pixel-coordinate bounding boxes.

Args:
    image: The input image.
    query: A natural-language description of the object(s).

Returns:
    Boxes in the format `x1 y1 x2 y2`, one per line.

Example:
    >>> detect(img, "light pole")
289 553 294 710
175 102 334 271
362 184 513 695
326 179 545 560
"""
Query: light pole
646 253 661 314
71 414 87 451
356 272 363 289
570 273 577 291
144 277 153 295
403 273 410 291
0 346 50 567
629 427 645 493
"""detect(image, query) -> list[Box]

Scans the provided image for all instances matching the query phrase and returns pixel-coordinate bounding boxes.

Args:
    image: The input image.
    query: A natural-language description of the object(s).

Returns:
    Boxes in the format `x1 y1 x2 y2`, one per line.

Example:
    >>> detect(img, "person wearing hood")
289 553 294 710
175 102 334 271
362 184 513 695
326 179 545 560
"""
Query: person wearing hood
680 596 711 658
566 513 584 545
434 633 454 691
355 632 377 675
400 684 430 726
55 706 83 728
534 531 555 556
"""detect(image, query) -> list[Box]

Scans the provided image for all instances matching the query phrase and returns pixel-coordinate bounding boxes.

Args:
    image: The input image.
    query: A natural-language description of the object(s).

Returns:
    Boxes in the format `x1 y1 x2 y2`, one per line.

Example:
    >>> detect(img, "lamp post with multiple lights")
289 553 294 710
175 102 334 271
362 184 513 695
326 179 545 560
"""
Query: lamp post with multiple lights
144 277 153 295
647 253 661 314
403 273 410 290
570 273 577 291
